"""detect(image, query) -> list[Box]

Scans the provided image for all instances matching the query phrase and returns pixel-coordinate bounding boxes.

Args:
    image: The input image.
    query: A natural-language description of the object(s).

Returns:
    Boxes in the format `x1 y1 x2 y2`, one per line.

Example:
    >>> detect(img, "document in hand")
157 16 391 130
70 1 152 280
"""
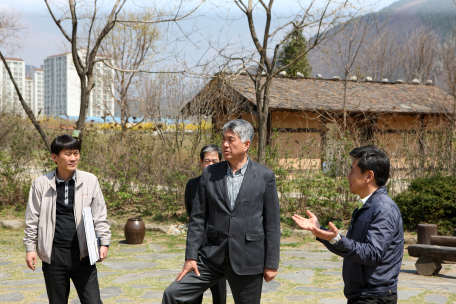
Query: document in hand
82 207 100 265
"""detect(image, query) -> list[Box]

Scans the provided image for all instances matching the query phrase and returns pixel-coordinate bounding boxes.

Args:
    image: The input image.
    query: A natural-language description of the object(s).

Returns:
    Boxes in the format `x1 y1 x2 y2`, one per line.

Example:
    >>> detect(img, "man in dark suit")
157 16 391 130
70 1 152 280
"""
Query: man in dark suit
184 144 226 304
163 119 281 304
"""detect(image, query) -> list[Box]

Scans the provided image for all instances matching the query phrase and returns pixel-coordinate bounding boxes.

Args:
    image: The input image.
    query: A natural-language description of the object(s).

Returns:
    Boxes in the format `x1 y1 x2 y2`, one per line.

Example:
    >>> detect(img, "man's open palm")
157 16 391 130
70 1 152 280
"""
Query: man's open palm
293 210 339 241
292 210 320 230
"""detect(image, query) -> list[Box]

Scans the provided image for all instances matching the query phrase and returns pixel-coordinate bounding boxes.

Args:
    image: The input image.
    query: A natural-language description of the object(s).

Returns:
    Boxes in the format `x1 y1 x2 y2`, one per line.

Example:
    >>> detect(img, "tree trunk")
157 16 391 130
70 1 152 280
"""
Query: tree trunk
76 79 91 144
257 81 271 165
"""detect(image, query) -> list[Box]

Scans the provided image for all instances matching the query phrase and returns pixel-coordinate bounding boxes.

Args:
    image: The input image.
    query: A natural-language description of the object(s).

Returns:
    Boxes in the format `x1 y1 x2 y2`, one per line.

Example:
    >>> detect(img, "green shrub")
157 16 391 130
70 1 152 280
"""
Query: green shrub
395 175 456 235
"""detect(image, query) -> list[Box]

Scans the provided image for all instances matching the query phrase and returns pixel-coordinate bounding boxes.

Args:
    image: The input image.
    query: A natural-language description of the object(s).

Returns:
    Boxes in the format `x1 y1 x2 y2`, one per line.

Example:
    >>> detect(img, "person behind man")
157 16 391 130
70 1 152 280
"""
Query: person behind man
293 146 404 304
23 135 111 304
184 144 226 304
163 119 281 304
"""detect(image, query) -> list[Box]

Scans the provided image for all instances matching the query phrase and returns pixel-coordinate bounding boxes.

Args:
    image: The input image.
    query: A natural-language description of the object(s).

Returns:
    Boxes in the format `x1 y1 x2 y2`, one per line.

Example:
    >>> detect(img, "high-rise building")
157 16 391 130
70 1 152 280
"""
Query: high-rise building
27 68 44 116
0 57 26 115
44 51 114 118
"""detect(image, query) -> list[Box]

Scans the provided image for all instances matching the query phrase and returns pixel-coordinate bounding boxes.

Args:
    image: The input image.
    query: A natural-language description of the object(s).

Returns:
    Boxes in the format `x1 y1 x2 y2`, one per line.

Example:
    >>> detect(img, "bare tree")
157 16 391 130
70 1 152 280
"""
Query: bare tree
98 10 161 131
44 0 205 145
216 0 366 164
323 13 379 130
400 26 440 83
441 36 456 130
360 31 400 81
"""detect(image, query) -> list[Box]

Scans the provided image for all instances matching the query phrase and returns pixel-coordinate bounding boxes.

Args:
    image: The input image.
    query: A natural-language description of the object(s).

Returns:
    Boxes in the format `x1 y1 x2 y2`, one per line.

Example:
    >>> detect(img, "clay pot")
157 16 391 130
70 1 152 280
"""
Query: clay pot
124 218 146 244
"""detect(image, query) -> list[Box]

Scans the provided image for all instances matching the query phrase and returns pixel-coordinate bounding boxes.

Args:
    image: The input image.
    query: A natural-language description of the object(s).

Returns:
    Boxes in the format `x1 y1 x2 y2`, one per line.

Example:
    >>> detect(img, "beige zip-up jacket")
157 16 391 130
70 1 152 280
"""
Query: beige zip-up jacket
23 169 111 264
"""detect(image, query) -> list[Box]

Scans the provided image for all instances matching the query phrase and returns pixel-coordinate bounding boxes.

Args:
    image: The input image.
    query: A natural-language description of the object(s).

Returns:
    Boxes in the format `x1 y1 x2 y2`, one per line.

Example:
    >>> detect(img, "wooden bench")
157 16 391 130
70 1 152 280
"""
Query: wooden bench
408 244 456 275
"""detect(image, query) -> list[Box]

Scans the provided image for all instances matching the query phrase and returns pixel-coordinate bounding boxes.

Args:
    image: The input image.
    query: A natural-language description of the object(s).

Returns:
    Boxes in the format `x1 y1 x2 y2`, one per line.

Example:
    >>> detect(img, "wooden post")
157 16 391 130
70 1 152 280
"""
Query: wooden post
430 236 456 248
417 224 438 245
266 111 272 146
320 116 327 170
453 228 456 237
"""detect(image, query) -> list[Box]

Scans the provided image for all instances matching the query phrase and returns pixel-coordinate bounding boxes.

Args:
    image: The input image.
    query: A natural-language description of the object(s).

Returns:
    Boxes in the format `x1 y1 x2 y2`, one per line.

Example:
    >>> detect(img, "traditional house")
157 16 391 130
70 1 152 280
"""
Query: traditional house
185 74 455 169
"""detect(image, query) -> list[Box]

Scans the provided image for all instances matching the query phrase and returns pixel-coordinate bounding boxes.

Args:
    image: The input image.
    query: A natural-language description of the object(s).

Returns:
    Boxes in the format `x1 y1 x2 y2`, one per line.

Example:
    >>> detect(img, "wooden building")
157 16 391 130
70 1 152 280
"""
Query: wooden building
185 74 455 169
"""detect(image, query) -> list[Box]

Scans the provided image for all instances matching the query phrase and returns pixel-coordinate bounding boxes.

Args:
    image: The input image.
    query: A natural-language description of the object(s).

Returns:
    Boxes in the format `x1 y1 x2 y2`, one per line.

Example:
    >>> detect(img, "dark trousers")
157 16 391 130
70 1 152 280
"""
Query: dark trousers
162 256 263 304
42 247 102 304
191 278 227 304
348 294 397 304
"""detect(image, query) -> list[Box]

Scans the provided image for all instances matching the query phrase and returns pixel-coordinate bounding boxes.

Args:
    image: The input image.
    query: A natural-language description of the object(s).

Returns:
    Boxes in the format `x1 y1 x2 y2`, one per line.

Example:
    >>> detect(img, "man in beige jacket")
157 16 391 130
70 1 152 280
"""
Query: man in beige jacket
23 135 111 304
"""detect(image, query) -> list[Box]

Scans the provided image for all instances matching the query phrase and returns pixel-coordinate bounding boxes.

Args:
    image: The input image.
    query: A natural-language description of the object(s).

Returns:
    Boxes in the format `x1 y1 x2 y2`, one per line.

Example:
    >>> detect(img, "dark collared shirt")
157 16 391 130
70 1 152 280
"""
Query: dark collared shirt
53 172 79 248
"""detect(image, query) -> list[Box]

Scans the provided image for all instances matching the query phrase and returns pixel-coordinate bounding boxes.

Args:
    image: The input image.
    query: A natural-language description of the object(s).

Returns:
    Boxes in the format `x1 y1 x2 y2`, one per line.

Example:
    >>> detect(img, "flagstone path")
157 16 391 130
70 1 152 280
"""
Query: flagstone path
1 227 456 303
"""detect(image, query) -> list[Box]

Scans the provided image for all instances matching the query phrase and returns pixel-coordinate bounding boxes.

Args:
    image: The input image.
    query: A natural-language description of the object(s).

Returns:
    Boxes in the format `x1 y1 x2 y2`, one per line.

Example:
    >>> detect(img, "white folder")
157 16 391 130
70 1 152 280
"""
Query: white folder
82 207 100 265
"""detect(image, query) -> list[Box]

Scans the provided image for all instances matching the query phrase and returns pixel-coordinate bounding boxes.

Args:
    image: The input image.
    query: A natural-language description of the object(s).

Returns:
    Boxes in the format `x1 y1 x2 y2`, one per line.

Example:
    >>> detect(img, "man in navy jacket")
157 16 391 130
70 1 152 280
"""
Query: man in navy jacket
293 146 404 304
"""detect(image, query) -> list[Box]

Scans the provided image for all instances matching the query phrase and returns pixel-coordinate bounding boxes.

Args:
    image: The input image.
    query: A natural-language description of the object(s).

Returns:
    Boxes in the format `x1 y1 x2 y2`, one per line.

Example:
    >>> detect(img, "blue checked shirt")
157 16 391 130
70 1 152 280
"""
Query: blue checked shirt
226 159 249 210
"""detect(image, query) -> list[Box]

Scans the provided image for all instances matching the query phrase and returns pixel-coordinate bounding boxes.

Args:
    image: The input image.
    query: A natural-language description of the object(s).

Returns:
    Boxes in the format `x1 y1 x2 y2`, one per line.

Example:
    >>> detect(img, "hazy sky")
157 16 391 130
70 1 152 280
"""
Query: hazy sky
2 0 398 68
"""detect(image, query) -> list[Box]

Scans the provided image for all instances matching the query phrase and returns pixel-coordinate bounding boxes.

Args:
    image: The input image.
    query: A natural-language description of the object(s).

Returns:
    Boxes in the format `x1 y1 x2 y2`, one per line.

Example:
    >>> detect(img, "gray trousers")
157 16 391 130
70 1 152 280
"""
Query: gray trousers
162 256 263 304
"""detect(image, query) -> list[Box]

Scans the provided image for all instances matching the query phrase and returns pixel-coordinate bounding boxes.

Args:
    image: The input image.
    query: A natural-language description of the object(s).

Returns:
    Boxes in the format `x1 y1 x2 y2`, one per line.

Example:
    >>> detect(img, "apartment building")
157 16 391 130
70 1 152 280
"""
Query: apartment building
0 57 26 115
44 51 114 117
27 68 44 116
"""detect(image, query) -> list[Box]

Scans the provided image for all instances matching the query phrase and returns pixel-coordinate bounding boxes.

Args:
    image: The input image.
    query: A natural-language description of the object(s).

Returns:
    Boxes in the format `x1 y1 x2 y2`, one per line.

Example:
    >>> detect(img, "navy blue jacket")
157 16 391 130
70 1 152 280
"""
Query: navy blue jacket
318 186 404 299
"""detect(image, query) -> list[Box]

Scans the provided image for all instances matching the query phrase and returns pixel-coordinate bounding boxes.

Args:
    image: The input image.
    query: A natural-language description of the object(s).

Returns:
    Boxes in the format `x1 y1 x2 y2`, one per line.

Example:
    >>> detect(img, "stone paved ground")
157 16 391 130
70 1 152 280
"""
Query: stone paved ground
1 226 456 303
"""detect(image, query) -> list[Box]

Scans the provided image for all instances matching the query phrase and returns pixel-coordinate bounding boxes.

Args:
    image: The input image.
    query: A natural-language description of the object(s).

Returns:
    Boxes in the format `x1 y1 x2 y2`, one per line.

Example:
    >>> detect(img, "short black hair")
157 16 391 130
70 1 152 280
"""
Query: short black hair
200 144 222 162
349 146 390 187
51 135 81 155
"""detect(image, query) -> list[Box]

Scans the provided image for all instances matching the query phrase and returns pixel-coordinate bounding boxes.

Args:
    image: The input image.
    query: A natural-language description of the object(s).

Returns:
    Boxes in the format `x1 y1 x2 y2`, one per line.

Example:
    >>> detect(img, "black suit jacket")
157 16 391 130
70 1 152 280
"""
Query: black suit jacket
185 176 201 218
185 160 281 275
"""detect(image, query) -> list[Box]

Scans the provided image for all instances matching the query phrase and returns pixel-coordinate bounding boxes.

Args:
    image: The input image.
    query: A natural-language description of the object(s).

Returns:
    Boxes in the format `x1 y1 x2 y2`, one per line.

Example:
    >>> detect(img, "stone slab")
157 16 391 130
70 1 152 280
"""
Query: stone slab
0 262 12 266
0 292 24 302
0 278 45 286
149 244 163 251
120 248 146 253
116 299 134 303
283 260 343 270
157 277 175 282
97 272 117 278
113 269 181 284
140 290 164 299
281 250 333 260
37 293 48 300
22 267 42 273
30 302 48 304
103 262 157 270
100 287 122 300
424 295 448 303
130 285 150 289
262 280 281 293
286 295 314 301
295 286 340 293
136 253 183 260
320 298 347 304
0 273 12 280
398 290 422 300
276 270 315 284
321 271 342 276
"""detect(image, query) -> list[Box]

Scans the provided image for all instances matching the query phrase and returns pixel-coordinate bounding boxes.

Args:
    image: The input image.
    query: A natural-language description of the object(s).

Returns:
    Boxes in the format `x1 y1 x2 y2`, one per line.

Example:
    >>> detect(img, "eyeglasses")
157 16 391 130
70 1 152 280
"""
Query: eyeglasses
203 159 220 164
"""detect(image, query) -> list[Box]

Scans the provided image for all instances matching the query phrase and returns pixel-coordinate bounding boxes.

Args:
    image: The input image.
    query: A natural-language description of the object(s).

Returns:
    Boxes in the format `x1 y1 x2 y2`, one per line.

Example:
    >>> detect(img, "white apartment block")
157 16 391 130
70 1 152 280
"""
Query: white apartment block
44 51 114 118
27 68 44 116
0 57 26 115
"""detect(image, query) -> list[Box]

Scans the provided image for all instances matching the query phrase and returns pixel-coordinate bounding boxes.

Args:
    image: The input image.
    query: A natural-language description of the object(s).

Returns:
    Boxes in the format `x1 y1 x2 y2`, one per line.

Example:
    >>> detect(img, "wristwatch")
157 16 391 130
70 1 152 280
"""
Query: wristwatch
330 234 341 245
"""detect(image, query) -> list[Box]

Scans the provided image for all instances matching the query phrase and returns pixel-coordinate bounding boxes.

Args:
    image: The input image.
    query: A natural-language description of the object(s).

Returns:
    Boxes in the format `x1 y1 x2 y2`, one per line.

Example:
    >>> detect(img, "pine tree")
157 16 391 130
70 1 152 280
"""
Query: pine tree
277 29 312 77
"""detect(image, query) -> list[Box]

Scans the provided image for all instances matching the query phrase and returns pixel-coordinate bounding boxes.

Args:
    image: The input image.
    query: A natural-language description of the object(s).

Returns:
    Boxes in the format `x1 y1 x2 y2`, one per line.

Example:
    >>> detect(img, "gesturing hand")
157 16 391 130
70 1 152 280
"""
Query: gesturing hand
293 210 339 241
176 259 200 282
292 210 320 230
